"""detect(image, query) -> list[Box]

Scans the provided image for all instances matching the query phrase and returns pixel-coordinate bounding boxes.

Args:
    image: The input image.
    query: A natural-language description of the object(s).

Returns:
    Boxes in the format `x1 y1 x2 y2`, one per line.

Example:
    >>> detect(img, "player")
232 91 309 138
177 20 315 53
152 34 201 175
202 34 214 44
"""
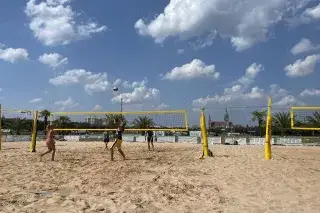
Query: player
40 124 56 161
103 131 110 150
110 122 126 161
146 128 154 151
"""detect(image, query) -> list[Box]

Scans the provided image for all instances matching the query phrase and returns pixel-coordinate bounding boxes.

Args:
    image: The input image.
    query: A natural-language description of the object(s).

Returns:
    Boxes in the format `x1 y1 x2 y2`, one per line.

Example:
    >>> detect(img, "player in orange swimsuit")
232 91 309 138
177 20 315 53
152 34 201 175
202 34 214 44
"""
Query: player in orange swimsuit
40 124 56 161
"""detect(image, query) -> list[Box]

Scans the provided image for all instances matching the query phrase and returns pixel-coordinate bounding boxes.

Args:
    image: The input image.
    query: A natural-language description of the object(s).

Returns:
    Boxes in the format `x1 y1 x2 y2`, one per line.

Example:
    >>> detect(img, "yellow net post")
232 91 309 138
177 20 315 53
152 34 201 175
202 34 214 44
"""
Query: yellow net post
200 108 212 159
30 110 38 153
0 104 2 151
265 97 272 160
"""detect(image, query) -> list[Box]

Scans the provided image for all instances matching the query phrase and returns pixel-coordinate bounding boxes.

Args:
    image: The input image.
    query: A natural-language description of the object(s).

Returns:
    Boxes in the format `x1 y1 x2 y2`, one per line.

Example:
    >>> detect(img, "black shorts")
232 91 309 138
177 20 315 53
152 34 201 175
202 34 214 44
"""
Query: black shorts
117 135 122 140
147 136 153 142
104 138 109 143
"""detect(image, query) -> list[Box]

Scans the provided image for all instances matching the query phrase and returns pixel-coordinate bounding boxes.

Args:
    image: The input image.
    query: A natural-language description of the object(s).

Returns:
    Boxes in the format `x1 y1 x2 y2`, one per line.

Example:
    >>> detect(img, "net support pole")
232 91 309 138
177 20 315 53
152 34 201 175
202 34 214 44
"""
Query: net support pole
264 97 272 160
30 110 38 153
200 108 211 159
0 104 2 151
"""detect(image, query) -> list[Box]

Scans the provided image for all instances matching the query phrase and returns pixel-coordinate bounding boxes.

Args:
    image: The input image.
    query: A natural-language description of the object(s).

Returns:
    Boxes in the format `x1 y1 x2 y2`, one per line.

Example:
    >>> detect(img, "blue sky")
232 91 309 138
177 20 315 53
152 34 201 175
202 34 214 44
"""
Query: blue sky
0 0 319 125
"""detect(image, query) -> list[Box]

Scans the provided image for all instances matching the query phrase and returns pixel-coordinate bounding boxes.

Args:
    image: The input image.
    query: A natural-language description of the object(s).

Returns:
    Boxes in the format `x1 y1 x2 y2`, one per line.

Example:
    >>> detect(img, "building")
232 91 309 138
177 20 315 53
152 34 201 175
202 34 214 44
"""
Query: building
208 108 233 129
84 116 103 126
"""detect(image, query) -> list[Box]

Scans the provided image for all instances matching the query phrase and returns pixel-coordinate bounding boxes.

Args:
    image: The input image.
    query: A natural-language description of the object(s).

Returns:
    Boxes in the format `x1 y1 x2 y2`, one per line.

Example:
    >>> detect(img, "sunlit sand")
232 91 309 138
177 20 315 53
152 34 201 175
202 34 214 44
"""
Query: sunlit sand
1 142 319 213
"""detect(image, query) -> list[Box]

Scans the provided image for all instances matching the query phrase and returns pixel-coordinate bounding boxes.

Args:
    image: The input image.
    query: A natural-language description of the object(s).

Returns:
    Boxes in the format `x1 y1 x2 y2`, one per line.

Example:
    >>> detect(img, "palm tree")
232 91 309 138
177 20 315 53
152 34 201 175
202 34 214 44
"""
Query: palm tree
53 116 72 129
306 111 320 128
105 114 127 129
273 112 290 136
132 116 155 129
40 109 51 133
132 116 155 135
251 110 267 136
6 117 30 135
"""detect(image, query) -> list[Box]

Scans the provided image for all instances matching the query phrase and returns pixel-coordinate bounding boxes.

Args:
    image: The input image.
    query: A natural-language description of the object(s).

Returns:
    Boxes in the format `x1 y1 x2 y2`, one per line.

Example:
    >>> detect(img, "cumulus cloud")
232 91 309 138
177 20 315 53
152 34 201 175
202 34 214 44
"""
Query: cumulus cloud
291 38 320 55
92 105 102 111
302 3 320 20
152 103 169 110
39 53 68 69
112 85 160 105
49 69 110 95
122 78 148 88
238 63 264 86
300 89 320 96
54 97 79 110
285 54 320 77
29 98 43 103
25 0 106 46
162 59 219 80
0 47 29 63
134 0 311 51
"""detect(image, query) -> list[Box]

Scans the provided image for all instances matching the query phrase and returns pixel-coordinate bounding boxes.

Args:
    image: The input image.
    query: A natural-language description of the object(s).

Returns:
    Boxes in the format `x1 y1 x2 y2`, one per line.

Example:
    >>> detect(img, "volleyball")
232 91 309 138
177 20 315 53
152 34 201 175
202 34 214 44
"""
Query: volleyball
113 87 118 92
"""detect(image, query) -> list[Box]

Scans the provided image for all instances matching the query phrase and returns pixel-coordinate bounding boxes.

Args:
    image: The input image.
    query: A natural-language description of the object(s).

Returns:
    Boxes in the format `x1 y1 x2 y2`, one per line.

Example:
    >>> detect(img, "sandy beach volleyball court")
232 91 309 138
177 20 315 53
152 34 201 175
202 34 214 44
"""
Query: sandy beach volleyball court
0 142 319 213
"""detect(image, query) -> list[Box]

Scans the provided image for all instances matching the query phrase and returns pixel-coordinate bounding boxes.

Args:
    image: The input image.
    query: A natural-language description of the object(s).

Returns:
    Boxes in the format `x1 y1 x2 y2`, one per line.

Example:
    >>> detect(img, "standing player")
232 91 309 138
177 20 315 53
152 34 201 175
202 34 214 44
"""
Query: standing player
103 131 110 150
40 124 56 161
146 128 154 151
110 122 126 161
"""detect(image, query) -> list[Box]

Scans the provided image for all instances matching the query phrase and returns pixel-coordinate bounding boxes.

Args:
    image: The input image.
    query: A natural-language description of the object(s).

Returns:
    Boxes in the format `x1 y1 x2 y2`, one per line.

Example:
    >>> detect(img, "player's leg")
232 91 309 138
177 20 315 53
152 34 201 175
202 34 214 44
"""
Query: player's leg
110 139 117 161
116 139 126 160
151 136 154 151
147 136 151 151
51 144 56 161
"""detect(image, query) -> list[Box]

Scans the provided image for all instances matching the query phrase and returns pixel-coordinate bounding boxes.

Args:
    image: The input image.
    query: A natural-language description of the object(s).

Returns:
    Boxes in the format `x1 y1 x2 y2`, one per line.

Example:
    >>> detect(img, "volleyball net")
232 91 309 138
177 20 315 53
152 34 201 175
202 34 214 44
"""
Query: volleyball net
0 106 38 151
49 110 188 132
290 106 320 130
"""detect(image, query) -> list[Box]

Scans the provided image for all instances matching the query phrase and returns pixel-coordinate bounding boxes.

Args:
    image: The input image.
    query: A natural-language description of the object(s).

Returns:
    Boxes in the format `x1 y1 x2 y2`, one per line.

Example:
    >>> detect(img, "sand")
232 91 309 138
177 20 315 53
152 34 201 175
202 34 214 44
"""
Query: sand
0 142 319 213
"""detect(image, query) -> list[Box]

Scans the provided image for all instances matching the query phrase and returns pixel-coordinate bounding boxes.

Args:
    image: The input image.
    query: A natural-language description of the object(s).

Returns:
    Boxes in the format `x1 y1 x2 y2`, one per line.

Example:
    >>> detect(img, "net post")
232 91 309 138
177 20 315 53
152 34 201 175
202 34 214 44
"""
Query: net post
290 107 294 128
200 108 211 158
0 104 2 151
30 110 38 153
264 97 272 160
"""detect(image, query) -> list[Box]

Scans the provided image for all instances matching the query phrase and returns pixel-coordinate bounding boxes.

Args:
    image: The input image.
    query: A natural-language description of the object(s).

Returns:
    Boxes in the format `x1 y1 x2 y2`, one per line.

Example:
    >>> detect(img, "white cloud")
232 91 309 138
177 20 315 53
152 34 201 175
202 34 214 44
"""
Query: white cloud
162 59 219 80
193 84 304 108
300 89 320 97
291 38 320 55
113 79 122 87
29 98 43 103
285 54 320 77
152 103 169 110
238 63 264 86
0 88 2 92
302 3 320 20
92 105 102 111
122 78 148 88
0 47 29 63
49 69 111 95
112 86 160 105
177 49 184 54
25 0 106 46
134 0 310 51
54 97 79 110
39 53 68 69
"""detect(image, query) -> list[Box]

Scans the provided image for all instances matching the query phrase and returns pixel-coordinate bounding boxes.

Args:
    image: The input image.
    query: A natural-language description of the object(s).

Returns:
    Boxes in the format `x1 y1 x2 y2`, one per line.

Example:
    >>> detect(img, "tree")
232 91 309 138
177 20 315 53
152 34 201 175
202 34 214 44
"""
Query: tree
251 110 267 136
40 109 51 133
132 116 155 135
105 114 127 129
132 116 155 129
53 116 71 129
6 117 30 135
306 111 320 128
273 112 291 136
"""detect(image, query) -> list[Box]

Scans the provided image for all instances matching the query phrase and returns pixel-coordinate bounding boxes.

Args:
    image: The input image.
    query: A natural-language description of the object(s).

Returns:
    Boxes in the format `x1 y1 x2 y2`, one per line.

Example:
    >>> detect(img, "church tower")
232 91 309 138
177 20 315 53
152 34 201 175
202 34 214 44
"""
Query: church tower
224 108 230 128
